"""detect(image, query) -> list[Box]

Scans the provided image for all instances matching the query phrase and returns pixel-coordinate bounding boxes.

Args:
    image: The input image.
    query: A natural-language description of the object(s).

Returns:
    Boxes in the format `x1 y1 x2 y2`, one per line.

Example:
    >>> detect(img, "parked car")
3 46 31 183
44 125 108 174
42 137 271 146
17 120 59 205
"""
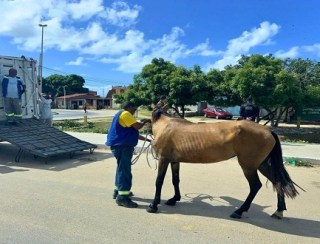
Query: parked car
202 107 233 120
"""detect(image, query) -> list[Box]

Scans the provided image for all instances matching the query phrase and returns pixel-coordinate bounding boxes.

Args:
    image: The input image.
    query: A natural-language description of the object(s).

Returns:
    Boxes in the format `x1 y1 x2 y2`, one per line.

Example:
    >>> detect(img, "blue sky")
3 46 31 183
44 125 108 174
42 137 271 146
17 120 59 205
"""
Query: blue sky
1 0 319 95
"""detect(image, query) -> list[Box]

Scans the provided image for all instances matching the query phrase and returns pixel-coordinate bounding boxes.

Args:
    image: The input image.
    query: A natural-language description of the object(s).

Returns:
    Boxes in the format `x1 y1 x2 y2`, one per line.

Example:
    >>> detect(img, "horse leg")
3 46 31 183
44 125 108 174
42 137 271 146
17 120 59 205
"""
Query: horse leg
165 162 181 206
147 158 169 213
230 170 262 219
258 161 286 219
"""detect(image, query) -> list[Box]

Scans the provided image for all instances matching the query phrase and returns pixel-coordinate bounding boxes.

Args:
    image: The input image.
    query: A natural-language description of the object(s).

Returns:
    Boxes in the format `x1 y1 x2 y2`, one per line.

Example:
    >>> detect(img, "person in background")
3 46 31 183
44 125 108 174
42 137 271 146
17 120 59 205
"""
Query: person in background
39 93 53 127
239 96 260 122
1 68 26 124
288 107 295 123
154 95 168 112
83 102 87 113
106 102 151 208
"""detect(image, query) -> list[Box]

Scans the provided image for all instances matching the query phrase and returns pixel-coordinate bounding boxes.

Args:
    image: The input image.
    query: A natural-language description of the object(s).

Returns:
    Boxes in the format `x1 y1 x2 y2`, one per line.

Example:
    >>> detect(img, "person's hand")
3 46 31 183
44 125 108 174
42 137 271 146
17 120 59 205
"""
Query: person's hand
141 119 151 124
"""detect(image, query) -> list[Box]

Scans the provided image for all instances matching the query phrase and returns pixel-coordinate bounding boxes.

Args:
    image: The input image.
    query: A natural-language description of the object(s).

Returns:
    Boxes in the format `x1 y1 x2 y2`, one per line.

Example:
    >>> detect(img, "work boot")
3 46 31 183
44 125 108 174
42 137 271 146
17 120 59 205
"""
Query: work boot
116 195 138 208
112 190 134 199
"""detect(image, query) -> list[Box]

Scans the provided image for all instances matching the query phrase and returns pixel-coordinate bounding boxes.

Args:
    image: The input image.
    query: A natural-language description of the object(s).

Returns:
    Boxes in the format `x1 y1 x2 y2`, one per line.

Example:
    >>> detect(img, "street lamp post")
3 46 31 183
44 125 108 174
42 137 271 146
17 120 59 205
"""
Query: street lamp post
63 86 66 109
38 24 47 92
102 88 104 109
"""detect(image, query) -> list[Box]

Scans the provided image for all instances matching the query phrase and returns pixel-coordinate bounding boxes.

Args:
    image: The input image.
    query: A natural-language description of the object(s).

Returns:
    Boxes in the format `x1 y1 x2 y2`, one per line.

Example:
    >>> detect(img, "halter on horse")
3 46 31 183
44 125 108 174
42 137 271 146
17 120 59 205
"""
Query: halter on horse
147 109 300 219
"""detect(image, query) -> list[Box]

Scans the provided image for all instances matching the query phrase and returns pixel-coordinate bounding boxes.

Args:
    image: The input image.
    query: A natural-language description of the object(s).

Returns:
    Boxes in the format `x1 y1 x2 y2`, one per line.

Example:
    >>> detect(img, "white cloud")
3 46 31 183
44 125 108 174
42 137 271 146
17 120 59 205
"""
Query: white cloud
205 21 281 71
186 41 221 57
68 0 104 20
99 1 141 27
0 0 217 71
303 43 320 57
66 57 87 66
0 0 46 37
206 55 242 71
81 29 145 56
0 1 287 76
99 27 218 73
0 0 106 51
275 46 299 59
225 21 279 56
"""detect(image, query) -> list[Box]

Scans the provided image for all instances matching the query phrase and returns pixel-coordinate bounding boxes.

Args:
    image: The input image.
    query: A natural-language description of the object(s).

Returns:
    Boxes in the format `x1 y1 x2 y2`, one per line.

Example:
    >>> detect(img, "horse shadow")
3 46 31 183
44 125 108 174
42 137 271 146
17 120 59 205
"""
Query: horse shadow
132 193 320 238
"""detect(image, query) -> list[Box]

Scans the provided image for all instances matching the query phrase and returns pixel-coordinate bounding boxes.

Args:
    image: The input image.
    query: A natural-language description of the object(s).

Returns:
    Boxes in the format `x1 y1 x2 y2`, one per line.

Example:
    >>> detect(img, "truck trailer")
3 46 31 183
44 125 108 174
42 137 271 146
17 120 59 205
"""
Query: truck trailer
0 55 39 120
0 55 96 162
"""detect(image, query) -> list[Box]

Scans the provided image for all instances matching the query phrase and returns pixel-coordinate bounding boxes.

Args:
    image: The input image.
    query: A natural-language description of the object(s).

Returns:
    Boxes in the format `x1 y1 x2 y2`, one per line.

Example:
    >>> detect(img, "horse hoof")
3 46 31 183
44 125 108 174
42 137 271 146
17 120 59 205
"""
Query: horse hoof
271 211 283 219
165 199 176 206
230 212 242 219
147 204 158 213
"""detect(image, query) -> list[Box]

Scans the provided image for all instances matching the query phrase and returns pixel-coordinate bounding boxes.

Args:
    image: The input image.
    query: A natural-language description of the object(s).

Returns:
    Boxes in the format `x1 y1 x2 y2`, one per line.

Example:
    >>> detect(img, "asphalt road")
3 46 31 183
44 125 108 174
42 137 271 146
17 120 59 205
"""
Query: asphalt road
52 109 117 120
0 144 319 243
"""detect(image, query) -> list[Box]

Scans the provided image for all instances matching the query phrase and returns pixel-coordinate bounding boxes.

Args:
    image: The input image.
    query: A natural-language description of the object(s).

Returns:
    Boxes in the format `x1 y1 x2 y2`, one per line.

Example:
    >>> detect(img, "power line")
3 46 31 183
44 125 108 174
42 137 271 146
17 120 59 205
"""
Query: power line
41 65 130 86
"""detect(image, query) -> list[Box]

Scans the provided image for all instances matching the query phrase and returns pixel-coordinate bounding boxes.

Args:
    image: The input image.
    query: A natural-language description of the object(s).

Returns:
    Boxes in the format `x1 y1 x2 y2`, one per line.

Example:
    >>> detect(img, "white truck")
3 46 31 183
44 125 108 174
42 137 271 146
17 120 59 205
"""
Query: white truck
0 55 39 121
0 55 96 163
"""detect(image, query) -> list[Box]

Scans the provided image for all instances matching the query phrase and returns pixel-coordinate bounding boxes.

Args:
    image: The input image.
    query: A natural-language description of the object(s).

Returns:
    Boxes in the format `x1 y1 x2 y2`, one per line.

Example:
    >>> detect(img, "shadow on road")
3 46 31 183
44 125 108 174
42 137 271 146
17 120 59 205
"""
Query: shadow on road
132 194 320 239
0 143 113 172
0 165 29 174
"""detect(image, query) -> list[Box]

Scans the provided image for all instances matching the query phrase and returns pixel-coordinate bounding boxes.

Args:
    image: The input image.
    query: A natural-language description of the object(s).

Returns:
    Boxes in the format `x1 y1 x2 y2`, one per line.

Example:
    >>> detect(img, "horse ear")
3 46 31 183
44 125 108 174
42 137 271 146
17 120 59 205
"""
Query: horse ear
152 108 163 122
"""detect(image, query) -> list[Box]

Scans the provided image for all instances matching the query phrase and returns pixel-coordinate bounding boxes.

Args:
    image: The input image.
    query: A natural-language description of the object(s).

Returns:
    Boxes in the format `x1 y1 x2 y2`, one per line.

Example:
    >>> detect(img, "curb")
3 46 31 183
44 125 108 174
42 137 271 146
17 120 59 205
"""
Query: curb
94 143 320 166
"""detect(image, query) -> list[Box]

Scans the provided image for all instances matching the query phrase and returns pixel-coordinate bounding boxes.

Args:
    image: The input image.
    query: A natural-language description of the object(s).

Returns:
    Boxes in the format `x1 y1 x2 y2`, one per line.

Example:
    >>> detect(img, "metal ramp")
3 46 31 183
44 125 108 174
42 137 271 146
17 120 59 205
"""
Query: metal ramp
0 118 97 162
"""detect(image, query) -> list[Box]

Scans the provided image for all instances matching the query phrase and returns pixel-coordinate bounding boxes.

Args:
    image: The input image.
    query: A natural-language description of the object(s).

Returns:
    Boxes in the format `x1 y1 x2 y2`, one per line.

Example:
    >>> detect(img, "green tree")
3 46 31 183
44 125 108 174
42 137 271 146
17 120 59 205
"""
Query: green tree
66 75 89 94
140 58 176 104
284 58 320 88
284 58 320 126
43 74 66 97
207 67 241 106
273 70 302 125
118 58 212 117
117 55 320 125
168 66 194 117
229 54 283 108
217 54 303 126
190 65 209 103
43 74 89 97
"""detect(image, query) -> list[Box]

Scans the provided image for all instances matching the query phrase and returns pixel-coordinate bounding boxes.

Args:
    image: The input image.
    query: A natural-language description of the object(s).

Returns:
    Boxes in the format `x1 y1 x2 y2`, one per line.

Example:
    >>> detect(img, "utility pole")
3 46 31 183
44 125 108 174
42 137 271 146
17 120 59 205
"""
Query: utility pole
63 86 66 109
102 88 104 109
38 24 47 92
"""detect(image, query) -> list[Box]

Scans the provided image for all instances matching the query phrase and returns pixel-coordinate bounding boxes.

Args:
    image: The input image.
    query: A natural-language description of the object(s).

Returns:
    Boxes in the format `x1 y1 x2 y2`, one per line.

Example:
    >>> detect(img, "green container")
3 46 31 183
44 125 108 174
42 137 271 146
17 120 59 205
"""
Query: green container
302 107 320 121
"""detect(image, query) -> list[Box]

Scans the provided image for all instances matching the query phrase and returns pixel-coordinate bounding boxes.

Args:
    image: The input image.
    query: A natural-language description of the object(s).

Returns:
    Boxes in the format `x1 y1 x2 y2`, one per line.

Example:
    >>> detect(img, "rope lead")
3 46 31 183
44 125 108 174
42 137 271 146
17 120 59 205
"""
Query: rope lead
131 133 158 170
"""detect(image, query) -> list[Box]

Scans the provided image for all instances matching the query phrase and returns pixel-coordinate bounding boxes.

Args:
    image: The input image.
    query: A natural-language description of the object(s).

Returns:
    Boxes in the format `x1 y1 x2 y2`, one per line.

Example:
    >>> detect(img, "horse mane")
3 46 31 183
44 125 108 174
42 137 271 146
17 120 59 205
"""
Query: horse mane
152 109 193 125
152 108 170 123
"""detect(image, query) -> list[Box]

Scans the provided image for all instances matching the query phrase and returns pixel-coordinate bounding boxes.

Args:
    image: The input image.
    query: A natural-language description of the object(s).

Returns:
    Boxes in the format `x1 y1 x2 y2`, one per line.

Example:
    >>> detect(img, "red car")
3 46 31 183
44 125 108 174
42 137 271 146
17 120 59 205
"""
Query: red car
202 107 233 120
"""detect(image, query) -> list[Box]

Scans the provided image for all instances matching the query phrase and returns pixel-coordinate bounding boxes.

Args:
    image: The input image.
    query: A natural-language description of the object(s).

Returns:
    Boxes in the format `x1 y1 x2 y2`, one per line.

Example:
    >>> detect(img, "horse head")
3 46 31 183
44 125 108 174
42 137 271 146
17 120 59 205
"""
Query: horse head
152 108 169 123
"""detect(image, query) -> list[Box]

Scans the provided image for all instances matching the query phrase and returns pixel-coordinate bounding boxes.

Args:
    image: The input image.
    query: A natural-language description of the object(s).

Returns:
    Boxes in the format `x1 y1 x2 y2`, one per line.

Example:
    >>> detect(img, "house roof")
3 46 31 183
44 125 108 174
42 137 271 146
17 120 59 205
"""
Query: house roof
106 86 127 98
56 93 101 100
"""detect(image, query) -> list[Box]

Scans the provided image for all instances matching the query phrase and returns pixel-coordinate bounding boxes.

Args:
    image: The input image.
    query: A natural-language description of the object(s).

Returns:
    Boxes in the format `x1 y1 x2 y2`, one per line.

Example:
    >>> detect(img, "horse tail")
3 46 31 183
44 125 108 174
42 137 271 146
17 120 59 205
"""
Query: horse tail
268 131 299 199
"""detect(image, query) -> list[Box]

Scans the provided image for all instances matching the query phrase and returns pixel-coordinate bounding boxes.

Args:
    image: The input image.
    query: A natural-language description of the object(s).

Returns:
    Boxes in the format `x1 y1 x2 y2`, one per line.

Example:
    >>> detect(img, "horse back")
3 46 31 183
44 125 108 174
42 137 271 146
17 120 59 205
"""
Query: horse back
152 118 275 165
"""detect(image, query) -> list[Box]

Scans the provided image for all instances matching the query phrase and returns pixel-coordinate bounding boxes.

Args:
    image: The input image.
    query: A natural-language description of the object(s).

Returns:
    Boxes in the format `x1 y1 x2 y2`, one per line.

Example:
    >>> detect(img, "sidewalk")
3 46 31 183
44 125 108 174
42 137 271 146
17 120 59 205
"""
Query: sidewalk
66 132 320 165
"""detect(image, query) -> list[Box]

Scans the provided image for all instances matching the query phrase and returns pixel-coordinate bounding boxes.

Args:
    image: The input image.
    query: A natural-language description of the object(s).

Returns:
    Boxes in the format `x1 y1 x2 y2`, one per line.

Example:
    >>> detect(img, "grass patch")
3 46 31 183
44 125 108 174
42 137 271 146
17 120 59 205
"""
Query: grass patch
272 127 320 144
53 119 111 134
53 109 152 134
284 158 314 167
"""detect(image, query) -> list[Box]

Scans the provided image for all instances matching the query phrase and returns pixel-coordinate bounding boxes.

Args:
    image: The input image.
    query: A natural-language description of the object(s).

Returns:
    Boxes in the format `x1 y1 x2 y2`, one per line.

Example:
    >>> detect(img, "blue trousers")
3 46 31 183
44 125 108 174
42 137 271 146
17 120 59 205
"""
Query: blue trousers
111 146 134 195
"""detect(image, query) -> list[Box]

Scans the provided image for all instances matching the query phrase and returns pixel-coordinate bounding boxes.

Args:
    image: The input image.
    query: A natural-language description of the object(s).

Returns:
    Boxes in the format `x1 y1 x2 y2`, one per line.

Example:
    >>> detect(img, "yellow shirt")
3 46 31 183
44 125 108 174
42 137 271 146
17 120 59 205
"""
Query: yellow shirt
119 110 136 127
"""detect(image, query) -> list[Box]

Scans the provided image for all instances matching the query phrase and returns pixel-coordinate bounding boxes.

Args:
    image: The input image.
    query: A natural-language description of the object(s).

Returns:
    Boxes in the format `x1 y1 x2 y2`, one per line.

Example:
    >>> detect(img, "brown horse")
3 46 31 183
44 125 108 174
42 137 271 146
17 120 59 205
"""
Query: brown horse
147 109 299 219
